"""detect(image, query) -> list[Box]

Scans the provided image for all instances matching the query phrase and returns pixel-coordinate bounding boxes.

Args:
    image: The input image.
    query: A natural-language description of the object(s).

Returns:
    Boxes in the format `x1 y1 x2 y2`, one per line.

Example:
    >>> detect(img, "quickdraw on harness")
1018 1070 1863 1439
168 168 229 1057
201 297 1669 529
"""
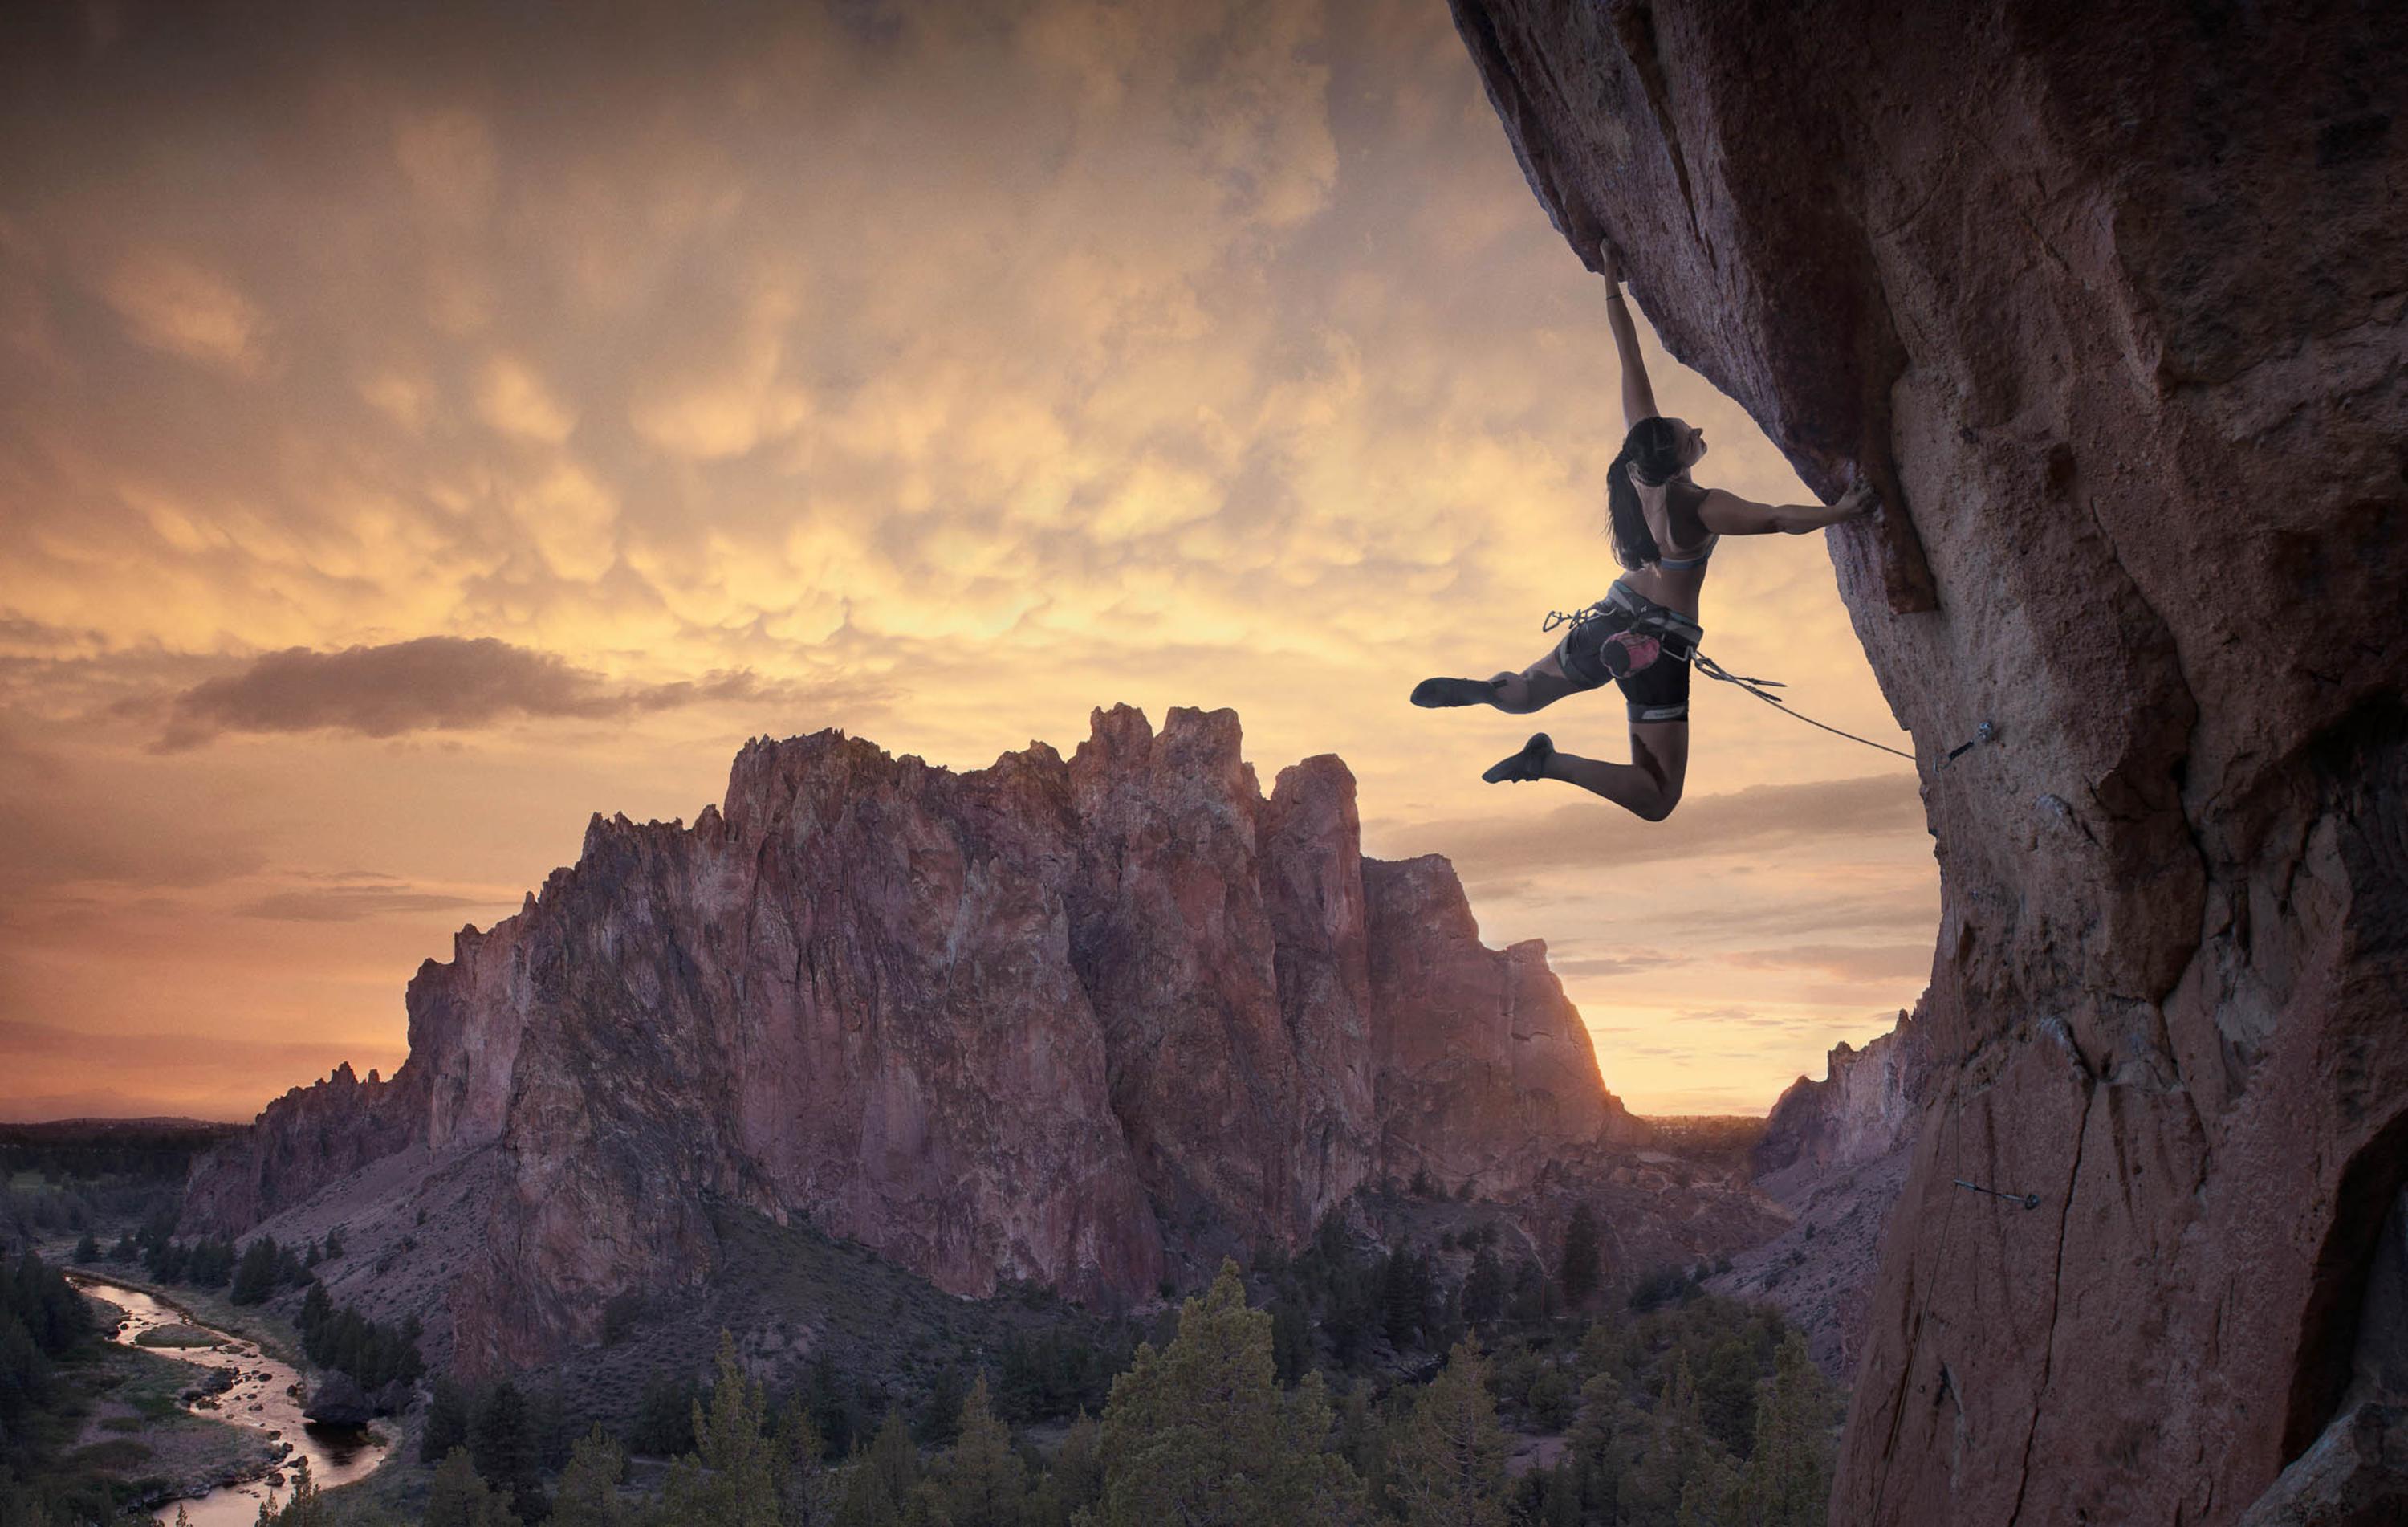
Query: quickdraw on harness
1542 591 1924 763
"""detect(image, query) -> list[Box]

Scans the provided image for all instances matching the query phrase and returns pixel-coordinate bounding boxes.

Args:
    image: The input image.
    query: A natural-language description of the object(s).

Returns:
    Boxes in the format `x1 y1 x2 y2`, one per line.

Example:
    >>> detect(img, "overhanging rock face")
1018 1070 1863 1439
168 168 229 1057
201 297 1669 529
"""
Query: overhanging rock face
1446 2 2406 1521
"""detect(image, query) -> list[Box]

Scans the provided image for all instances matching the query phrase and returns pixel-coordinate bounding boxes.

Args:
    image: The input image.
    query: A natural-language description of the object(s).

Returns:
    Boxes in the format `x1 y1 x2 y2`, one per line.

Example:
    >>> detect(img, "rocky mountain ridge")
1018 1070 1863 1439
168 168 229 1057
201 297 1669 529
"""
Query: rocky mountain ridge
185 706 1752 1376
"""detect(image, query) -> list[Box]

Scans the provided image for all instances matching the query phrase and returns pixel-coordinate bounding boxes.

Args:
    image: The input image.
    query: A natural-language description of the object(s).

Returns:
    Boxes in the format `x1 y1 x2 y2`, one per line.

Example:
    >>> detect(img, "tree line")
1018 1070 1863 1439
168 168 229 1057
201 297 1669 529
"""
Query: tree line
244 1255 1834 1527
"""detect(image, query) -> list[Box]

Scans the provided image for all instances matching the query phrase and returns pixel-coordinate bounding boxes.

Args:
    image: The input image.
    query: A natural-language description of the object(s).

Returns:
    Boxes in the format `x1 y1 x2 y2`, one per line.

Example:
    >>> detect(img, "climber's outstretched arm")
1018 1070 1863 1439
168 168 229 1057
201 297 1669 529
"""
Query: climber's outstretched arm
1600 240 1658 428
1699 480 1877 535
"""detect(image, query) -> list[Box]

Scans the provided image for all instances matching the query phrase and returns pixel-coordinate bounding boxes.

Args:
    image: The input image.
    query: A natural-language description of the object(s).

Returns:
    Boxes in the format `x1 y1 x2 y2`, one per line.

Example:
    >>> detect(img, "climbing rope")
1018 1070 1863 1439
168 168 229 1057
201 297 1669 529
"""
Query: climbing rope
1540 601 1999 769
1690 649 1921 761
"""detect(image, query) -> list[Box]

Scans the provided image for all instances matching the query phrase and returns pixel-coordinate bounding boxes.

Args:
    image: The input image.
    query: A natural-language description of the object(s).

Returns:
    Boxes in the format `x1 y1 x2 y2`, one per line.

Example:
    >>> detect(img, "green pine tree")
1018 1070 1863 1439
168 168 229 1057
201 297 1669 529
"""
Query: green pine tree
775 1394 828 1525
1391 1338 1508 1527
1626 1354 1715 1527
1676 1448 1740 1527
1560 1205 1601 1307
1025 1411 1100 1527
664 1331 782 1527
1568 1372 1636 1519
1737 1331 1832 1527
934 1374 1025 1527
424 1447 524 1527
469 1382 544 1522
230 1236 279 1304
1698 1336 1759 1457
422 1375 473 1465
832 1407 919 1527
551 1425 629 1527
1093 1259 1368 1527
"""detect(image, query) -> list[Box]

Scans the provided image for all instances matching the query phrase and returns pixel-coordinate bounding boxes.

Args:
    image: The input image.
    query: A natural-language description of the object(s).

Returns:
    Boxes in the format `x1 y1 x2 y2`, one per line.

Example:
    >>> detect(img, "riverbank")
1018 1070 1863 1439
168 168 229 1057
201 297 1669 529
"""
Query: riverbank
63 1285 287 1516
68 1273 399 1525
47 1255 311 1369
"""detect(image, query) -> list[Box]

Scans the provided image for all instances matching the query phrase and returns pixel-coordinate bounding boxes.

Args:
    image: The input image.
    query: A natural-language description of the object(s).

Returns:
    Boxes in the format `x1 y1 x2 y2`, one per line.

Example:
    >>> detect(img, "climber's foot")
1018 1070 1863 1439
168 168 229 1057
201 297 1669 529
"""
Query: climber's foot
1412 676 1500 709
1481 732 1555 784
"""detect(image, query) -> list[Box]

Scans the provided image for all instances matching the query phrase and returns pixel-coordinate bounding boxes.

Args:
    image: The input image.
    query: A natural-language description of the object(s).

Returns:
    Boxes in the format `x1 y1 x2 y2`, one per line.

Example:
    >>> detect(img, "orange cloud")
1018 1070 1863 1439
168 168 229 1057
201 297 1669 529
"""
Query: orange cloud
100 251 267 374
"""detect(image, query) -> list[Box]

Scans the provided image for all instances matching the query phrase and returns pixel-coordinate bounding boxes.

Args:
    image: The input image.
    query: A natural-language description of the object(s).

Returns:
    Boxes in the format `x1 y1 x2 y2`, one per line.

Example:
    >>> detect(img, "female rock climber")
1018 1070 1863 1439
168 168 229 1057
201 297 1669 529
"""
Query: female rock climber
1410 239 1875 821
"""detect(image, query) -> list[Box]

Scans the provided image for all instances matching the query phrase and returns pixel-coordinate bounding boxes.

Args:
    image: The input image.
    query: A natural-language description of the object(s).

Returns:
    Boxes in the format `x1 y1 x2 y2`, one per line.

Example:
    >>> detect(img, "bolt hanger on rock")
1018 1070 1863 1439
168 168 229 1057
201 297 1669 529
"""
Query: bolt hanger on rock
1954 1177 2041 1211
1942 719 1999 769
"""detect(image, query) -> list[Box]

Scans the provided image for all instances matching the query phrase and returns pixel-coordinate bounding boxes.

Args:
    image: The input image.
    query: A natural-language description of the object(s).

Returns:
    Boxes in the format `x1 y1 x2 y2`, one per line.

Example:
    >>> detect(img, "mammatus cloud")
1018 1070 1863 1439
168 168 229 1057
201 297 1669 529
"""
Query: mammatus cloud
0 0 1936 1117
153 636 870 749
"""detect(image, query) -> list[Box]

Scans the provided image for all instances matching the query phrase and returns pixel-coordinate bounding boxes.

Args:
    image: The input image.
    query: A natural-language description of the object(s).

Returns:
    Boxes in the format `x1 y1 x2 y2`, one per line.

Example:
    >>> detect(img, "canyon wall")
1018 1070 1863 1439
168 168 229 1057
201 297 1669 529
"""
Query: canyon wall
1447 1 2406 1521
1713 1007 1934 1380
1753 1005 1933 1183
190 706 1639 1371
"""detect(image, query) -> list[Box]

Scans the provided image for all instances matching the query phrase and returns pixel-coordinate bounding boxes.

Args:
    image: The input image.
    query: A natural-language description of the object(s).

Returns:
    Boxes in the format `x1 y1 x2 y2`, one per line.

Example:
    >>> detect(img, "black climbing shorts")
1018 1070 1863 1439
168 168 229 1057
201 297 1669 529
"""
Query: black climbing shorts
1614 649 1690 724
1552 580 1699 723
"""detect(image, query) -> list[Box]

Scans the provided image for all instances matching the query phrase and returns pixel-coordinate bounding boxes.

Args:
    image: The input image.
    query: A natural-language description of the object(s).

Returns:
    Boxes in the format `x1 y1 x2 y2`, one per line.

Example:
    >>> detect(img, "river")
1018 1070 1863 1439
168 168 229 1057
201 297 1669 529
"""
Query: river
68 1275 391 1526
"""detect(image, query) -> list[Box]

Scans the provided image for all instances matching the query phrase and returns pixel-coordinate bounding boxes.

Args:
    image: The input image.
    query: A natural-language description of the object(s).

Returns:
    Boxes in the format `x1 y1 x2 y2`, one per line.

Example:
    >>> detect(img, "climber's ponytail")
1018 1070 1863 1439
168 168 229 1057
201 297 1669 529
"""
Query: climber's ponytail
1605 417 1686 569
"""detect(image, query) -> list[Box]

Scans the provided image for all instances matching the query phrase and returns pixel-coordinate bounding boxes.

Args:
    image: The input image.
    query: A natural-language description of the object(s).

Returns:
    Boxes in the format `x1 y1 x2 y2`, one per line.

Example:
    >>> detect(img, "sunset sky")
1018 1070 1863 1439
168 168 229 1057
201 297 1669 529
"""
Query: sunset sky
0 0 1933 1121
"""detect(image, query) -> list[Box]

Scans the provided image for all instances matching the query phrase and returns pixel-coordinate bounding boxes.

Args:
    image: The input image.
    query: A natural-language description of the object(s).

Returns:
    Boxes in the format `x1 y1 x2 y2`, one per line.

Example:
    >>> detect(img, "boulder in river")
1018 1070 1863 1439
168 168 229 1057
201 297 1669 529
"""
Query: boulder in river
302 1372 373 1427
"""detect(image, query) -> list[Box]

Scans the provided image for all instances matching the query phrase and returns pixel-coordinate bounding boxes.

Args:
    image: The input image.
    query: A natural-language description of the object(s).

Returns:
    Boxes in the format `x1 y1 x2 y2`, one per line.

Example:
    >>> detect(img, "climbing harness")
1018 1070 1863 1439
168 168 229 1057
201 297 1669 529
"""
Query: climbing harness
1953 1177 2042 1211
1540 597 2008 772
1542 597 1922 762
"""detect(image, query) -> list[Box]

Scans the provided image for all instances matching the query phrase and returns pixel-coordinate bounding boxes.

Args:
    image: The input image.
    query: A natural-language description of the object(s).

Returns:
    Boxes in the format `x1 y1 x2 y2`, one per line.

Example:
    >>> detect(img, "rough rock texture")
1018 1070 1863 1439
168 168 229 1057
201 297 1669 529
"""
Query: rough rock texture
1449 2 2407 1521
1365 853 1649 1191
1711 1008 1934 1380
1752 1006 1933 1182
2235 1403 2408 1527
190 707 1639 1373
179 1063 420 1234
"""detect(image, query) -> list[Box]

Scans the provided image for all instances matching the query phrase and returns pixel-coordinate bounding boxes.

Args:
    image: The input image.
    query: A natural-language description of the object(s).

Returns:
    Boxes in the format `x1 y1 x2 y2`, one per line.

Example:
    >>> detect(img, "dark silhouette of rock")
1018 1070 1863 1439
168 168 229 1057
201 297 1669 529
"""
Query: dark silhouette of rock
192 708 1662 1374
1445 2 2407 1521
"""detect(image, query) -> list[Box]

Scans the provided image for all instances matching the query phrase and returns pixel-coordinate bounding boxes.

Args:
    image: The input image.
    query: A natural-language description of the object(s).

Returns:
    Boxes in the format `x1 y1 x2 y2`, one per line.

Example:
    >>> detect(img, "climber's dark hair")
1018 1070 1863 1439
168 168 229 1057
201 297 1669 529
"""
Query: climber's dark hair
1606 416 1688 569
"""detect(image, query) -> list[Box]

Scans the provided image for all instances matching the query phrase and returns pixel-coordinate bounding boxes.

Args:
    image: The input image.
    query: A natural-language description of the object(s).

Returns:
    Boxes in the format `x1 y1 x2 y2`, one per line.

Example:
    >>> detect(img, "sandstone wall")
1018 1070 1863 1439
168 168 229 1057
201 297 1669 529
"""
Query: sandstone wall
1447 2 2406 1520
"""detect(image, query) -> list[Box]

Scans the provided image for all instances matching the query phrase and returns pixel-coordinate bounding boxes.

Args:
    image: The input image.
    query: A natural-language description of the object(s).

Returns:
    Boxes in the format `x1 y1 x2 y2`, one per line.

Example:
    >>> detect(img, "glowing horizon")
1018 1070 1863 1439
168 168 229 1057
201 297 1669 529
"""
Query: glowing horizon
0 0 1933 1122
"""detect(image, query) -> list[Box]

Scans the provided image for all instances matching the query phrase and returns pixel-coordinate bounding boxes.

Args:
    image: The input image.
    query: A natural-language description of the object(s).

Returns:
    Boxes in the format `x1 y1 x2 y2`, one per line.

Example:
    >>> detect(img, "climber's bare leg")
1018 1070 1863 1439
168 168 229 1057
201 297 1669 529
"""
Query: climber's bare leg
1544 720 1689 821
1487 649 1588 715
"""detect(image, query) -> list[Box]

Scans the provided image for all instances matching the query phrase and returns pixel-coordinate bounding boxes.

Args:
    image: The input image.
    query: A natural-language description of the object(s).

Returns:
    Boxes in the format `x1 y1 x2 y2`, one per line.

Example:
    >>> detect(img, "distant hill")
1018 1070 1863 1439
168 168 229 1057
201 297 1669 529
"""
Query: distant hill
1 1118 245 1140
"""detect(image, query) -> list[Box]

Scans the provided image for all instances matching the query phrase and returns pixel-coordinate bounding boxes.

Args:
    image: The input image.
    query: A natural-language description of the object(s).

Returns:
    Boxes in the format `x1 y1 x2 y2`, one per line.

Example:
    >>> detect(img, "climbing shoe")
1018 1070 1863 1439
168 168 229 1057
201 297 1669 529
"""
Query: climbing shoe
1482 732 1554 784
1412 676 1500 708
